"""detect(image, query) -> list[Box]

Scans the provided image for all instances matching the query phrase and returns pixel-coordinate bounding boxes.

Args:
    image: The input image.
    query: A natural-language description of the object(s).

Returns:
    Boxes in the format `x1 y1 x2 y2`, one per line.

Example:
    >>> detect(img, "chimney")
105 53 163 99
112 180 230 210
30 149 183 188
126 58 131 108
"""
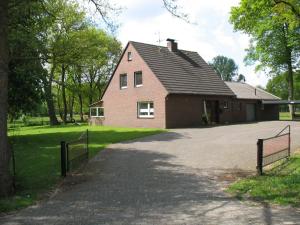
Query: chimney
166 38 178 52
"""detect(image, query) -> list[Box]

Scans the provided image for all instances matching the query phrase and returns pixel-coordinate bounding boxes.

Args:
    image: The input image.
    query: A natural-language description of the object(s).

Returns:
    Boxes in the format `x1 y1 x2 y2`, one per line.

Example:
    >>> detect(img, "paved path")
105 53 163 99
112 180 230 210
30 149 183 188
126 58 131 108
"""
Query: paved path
1 121 300 224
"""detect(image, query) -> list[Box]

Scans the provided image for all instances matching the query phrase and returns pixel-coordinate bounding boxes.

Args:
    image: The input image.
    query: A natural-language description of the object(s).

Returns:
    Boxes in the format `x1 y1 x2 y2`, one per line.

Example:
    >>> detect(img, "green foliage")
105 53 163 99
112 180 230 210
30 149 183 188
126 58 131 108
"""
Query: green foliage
8 0 47 118
0 124 164 212
227 153 300 206
230 0 300 75
266 71 300 99
209 55 245 82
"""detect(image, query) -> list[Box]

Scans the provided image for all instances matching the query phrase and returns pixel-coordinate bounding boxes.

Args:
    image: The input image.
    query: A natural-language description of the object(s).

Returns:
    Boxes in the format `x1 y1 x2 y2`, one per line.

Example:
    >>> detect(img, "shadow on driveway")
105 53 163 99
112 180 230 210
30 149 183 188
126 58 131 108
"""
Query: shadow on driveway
1 148 300 225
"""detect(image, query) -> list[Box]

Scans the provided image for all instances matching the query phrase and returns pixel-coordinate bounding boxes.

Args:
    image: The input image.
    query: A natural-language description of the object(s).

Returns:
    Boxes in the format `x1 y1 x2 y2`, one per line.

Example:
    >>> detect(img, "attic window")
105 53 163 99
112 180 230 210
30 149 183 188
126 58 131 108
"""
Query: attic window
128 52 132 61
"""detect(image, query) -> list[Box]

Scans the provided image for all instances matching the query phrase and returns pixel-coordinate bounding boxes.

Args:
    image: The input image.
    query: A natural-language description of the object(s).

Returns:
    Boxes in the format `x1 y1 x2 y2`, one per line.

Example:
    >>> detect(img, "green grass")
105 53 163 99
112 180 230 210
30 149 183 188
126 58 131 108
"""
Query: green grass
0 124 164 213
227 153 300 206
280 112 300 120
8 115 86 128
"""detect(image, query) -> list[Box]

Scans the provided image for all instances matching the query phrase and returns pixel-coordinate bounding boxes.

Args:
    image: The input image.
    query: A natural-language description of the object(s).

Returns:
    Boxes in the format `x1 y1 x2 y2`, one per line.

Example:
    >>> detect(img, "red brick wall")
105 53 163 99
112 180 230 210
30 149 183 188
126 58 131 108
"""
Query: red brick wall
165 95 279 128
165 94 235 128
101 43 168 128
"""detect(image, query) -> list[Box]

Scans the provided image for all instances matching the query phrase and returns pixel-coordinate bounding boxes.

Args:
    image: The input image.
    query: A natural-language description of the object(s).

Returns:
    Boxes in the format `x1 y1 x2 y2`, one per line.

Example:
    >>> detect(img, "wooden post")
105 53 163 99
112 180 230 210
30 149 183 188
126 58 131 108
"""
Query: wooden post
61 141 66 177
66 143 69 172
257 139 263 175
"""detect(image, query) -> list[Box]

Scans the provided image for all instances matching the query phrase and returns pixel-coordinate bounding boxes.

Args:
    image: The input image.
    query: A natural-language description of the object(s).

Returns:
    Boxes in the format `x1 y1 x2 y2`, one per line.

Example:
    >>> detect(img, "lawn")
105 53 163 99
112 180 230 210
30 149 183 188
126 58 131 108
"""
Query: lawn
227 153 300 206
280 112 300 120
0 124 164 213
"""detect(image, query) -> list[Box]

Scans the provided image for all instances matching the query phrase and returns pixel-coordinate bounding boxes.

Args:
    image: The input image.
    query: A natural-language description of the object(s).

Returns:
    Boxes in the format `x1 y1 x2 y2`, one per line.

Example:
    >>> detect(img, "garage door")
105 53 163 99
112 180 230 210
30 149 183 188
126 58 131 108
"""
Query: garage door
246 104 255 121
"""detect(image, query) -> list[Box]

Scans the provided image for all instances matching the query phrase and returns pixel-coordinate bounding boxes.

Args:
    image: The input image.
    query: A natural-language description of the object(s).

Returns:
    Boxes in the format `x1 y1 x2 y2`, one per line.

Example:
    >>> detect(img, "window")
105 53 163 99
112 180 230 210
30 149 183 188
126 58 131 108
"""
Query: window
137 102 154 118
223 101 228 109
128 52 132 61
90 107 104 117
120 74 127 89
134 71 143 87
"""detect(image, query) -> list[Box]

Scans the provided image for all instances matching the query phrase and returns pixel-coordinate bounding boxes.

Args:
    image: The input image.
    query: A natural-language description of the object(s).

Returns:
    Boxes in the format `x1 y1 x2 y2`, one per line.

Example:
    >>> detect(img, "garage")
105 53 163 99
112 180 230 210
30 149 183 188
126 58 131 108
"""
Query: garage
246 103 256 122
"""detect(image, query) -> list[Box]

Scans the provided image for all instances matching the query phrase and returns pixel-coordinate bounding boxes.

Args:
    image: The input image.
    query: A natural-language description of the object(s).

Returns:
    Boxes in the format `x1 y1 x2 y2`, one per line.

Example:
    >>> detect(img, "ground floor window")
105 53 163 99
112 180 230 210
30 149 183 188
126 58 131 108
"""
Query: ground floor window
90 107 104 117
137 102 154 118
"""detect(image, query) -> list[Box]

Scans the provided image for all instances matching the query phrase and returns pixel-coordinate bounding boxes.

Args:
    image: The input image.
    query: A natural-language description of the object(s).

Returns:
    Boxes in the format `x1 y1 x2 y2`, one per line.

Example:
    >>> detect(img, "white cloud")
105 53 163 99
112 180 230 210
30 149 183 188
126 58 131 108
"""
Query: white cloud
115 0 269 87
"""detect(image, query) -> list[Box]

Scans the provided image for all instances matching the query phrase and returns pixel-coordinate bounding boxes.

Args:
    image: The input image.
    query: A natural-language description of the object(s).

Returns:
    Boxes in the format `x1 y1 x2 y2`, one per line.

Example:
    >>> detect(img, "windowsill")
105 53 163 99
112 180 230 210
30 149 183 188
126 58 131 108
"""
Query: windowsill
138 116 154 119
135 84 143 88
120 87 128 89
91 116 105 118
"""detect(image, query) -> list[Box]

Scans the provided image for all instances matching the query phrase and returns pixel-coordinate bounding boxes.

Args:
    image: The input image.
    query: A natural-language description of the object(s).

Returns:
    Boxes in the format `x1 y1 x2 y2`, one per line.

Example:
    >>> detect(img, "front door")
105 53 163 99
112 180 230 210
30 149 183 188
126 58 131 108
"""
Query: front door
205 100 220 124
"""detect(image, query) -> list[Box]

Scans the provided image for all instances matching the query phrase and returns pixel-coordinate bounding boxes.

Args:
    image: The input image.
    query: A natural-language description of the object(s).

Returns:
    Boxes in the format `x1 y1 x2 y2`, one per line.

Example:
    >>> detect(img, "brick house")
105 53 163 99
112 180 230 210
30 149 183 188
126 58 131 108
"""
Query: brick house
89 39 280 128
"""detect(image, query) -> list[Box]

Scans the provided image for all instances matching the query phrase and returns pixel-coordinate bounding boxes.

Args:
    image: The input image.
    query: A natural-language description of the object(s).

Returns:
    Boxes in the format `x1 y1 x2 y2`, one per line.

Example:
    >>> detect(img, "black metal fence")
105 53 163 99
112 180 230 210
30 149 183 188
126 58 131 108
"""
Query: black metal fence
257 125 290 175
61 129 89 177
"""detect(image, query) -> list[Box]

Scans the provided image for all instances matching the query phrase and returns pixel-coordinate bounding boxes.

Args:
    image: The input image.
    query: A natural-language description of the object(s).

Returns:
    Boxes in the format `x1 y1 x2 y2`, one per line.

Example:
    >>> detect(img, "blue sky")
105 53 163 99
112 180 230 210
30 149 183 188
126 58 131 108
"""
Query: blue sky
113 0 269 87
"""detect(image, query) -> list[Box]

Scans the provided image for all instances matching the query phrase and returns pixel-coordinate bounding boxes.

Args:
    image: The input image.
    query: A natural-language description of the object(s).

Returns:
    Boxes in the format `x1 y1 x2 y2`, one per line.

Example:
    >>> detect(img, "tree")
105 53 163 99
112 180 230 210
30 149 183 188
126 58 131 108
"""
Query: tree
266 71 300 100
0 0 13 197
0 0 121 197
230 0 300 118
209 55 241 81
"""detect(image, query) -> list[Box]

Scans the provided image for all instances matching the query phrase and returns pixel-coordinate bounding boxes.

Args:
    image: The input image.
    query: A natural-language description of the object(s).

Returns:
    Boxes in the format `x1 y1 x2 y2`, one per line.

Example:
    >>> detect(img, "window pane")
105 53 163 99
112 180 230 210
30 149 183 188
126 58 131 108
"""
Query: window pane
91 108 97 116
98 108 104 117
128 52 132 61
135 72 142 86
120 74 127 88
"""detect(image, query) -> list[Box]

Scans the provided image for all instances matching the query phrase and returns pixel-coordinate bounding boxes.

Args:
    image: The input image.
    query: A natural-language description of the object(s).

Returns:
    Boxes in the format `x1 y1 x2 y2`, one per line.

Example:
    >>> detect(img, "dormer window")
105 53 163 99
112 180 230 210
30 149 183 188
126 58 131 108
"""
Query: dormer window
134 71 143 87
120 73 127 89
128 52 132 61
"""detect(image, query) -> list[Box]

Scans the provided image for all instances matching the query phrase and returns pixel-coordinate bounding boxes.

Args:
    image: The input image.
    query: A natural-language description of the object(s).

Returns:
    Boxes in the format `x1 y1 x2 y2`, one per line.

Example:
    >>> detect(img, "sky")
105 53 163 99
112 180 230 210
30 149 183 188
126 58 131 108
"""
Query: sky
112 0 270 87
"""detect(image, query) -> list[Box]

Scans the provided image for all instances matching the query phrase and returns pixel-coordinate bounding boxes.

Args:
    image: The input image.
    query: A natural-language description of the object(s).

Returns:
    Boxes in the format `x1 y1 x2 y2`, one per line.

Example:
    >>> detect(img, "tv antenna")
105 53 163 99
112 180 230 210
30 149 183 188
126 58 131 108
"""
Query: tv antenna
155 31 163 46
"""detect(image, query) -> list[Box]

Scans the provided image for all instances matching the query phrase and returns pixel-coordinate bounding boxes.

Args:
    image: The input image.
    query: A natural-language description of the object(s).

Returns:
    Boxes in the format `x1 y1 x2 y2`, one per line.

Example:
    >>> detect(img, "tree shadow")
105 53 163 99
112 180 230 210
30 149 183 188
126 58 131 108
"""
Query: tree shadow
2 148 299 224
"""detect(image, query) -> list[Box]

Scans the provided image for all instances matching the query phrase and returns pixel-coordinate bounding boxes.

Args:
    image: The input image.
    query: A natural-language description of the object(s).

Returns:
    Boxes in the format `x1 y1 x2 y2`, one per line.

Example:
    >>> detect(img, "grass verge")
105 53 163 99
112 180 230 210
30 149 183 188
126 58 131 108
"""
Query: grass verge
227 153 300 206
0 124 164 213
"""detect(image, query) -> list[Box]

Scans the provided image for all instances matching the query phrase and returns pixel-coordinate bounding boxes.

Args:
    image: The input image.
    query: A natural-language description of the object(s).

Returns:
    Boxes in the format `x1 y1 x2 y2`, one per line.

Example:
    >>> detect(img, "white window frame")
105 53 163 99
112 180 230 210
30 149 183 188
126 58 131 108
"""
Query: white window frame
134 71 143 87
137 102 154 118
90 107 104 118
120 74 127 89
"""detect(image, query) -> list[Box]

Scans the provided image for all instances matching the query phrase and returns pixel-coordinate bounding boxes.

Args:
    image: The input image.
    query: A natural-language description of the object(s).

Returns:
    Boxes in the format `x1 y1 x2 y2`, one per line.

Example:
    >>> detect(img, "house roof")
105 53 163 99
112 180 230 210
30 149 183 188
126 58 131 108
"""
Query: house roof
225 82 280 100
130 41 235 96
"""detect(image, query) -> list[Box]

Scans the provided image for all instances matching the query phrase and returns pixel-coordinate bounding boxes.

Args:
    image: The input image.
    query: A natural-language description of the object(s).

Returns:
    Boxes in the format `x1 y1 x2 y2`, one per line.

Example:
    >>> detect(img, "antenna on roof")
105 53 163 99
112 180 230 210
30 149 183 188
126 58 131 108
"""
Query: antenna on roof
155 31 163 46
155 31 163 52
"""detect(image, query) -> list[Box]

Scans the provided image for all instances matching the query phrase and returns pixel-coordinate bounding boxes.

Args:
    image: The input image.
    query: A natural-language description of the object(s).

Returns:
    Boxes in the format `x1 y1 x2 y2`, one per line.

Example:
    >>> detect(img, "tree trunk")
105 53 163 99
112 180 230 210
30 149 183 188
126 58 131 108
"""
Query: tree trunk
61 64 67 123
283 23 295 119
78 93 84 122
43 65 59 125
69 94 74 120
57 85 63 121
287 61 294 119
0 0 13 197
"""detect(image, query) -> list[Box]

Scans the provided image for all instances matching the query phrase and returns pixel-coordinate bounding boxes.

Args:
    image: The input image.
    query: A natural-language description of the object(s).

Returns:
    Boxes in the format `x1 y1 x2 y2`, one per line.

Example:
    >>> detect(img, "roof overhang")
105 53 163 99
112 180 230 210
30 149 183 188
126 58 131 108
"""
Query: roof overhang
262 100 300 105
89 100 103 107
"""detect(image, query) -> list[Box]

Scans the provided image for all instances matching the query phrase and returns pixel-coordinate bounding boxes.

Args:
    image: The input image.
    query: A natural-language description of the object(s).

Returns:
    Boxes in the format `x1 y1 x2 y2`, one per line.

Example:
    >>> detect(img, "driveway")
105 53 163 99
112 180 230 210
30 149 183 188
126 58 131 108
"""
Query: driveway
1 121 300 225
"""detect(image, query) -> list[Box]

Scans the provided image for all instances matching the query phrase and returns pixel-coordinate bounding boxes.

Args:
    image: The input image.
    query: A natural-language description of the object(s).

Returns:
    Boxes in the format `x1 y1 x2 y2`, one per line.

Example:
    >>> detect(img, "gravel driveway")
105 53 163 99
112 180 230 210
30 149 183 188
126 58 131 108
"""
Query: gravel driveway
1 121 300 225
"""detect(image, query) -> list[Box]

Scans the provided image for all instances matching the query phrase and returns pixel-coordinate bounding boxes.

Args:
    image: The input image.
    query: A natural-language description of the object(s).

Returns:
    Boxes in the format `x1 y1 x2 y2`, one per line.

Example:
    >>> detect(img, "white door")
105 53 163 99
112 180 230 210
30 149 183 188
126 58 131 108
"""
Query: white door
246 104 255 121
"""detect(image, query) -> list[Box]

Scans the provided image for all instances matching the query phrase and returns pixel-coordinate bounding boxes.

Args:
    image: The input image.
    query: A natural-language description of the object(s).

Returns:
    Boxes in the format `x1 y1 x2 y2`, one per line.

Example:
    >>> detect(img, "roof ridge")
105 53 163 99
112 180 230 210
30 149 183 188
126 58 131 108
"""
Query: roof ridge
129 40 199 54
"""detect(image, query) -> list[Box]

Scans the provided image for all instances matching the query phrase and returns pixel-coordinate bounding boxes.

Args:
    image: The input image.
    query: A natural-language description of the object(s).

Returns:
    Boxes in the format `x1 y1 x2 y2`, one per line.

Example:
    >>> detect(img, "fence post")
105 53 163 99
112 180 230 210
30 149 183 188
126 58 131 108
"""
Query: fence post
61 141 66 177
257 139 263 176
66 143 69 172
